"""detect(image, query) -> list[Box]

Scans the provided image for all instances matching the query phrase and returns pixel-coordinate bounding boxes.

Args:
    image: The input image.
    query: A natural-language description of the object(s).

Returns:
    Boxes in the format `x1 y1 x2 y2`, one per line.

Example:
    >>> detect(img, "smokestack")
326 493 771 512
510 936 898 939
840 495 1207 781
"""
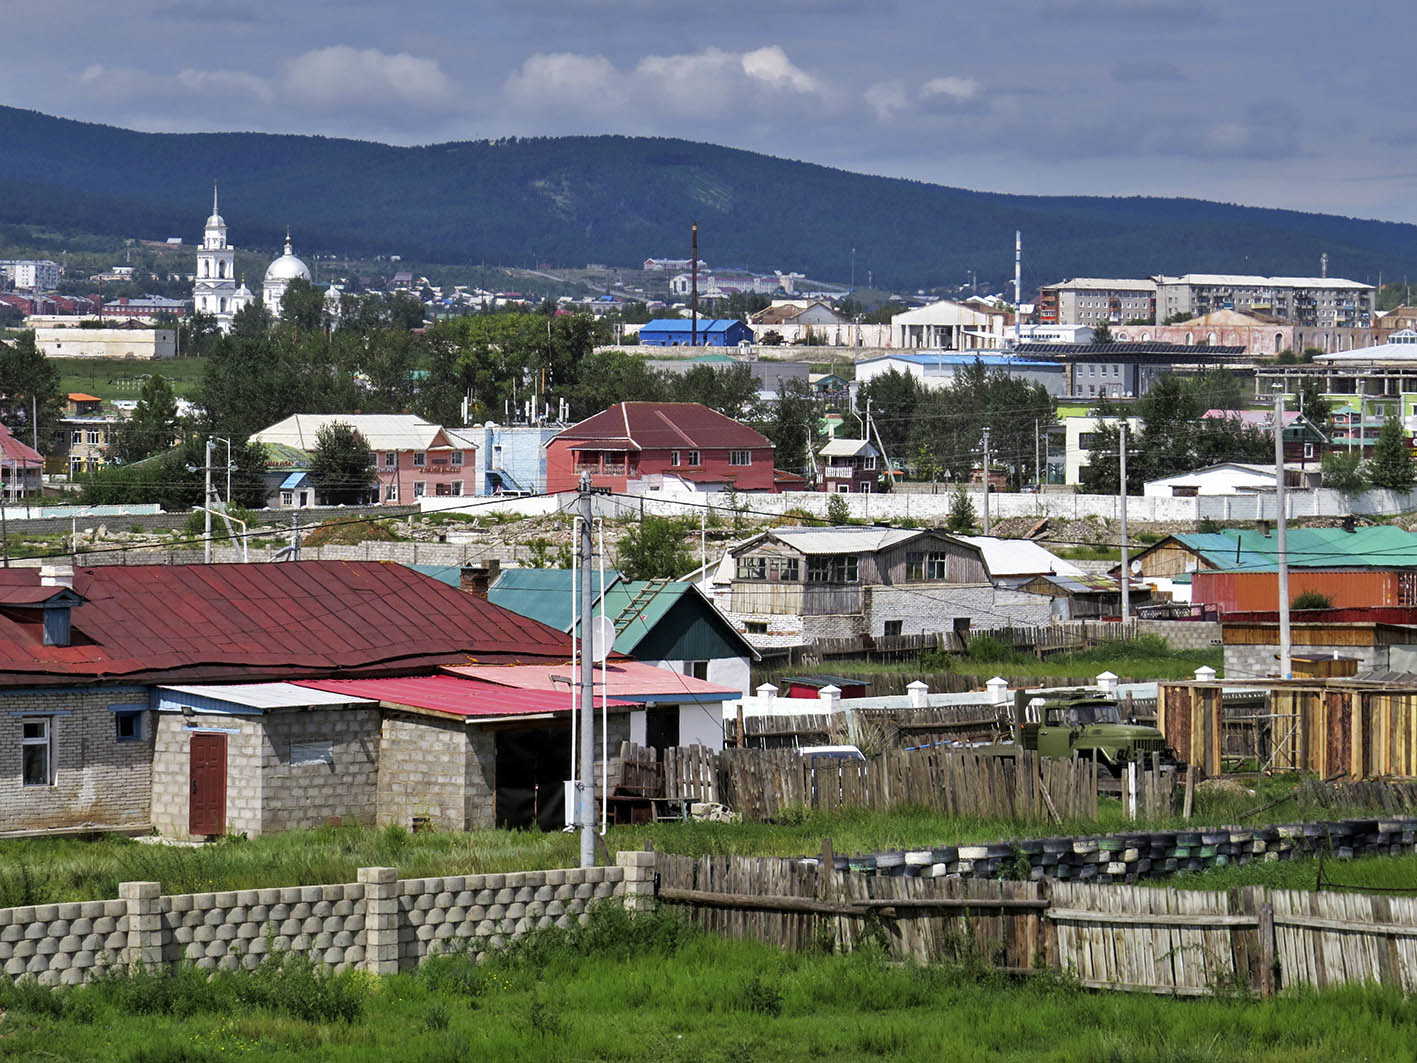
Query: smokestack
1014 230 1022 345
691 221 699 347
1321 252 1328 279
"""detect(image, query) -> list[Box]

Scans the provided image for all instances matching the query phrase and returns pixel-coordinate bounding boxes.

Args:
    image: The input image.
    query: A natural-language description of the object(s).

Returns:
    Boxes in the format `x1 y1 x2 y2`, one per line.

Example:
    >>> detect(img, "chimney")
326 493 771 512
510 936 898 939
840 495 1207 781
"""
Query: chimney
460 559 500 599
1256 519 1271 537
1342 515 1356 533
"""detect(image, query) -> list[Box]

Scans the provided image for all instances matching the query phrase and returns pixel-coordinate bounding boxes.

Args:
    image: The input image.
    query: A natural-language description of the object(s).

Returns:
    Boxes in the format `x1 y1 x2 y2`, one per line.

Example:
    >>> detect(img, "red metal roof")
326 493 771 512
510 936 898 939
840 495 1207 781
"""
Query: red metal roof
448 659 738 701
553 402 771 451
296 675 632 718
0 561 572 687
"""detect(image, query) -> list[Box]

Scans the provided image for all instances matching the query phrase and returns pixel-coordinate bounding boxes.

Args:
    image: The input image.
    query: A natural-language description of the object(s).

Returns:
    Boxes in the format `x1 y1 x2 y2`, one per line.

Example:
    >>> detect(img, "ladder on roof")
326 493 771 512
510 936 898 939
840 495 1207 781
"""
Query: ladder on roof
612 579 670 634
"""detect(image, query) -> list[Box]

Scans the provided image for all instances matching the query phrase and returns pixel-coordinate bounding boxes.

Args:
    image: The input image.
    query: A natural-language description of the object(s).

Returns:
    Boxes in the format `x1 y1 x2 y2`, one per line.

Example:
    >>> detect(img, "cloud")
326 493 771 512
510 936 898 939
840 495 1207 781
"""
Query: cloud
283 46 455 111
1110 60 1186 83
920 76 978 101
865 80 908 120
504 44 828 121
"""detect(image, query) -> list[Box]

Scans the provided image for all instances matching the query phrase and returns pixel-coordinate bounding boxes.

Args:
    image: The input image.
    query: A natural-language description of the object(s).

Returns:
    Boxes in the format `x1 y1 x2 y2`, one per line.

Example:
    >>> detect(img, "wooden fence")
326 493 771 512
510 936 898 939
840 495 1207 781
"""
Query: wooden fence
763 620 1142 668
653 851 1417 996
714 748 1100 822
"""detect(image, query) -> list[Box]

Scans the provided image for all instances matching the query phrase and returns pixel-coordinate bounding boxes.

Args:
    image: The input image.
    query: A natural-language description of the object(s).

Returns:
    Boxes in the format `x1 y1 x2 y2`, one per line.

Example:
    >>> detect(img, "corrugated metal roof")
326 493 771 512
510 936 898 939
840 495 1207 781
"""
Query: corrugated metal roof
449 660 738 703
745 526 923 555
1015 342 1246 357
553 402 771 450
955 536 1083 578
0 561 571 687
489 568 621 631
819 438 878 458
252 414 473 453
1167 526 1417 573
296 675 631 718
158 682 375 709
640 319 743 333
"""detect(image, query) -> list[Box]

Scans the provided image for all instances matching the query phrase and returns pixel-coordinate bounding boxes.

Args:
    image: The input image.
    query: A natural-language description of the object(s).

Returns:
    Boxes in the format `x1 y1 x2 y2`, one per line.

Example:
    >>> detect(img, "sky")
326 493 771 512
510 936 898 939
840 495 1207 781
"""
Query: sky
6 0 1417 224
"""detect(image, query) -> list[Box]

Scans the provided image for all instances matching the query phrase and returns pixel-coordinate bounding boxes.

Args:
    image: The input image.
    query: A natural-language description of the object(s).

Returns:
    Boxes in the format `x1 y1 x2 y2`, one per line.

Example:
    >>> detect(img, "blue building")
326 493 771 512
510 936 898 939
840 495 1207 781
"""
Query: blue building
637 318 754 347
477 423 564 494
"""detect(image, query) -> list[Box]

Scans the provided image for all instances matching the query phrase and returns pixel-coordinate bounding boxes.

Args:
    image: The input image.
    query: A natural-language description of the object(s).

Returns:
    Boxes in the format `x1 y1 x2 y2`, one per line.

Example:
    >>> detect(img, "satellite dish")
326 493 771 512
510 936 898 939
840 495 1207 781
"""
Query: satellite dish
1130 560 1142 575
589 615 617 663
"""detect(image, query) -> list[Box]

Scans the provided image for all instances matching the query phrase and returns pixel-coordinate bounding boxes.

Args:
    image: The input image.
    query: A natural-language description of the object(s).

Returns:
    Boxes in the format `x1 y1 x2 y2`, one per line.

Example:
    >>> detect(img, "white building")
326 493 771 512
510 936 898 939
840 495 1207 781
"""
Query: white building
891 299 1011 349
1062 414 1142 486
855 352 1067 395
1 260 60 291
193 188 254 331
263 233 312 319
1142 461 1321 498
34 328 176 361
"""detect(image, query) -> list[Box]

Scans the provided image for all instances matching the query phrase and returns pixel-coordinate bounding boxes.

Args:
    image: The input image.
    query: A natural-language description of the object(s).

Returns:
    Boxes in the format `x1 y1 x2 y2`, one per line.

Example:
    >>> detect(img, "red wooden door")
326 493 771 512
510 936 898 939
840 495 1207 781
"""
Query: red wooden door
189 733 227 836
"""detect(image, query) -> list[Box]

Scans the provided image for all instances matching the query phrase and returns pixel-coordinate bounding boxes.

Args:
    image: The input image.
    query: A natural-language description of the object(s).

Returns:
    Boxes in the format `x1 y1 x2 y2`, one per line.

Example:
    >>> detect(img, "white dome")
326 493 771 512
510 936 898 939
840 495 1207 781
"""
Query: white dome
264 236 310 284
205 212 226 230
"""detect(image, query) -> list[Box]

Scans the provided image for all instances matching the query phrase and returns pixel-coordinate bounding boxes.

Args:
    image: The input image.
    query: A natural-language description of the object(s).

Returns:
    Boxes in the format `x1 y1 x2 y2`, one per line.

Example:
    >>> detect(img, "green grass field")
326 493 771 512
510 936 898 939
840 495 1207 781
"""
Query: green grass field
56 356 207 401
1151 849 1417 895
0 905 1412 1062
0 775 1390 908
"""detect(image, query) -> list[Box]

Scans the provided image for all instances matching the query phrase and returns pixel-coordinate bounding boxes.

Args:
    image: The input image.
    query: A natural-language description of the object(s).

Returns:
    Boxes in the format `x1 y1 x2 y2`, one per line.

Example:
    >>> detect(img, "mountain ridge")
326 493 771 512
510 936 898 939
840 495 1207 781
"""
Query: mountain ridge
1 104 1413 292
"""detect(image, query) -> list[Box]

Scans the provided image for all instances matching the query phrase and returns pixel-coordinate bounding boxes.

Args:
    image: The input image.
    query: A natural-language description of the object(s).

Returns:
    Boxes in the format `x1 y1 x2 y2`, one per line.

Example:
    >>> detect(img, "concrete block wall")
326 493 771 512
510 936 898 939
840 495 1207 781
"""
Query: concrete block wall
377 713 477 831
151 713 264 839
1224 643 1381 681
462 729 496 831
0 689 153 833
1136 619 1222 652
262 709 380 832
0 853 656 985
0 897 127 986
158 883 367 973
394 866 625 969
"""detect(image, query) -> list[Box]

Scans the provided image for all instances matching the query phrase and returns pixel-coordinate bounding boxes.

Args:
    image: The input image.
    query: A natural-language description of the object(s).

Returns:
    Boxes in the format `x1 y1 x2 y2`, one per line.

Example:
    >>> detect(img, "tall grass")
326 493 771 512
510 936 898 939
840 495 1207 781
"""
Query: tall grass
0 904 1414 1061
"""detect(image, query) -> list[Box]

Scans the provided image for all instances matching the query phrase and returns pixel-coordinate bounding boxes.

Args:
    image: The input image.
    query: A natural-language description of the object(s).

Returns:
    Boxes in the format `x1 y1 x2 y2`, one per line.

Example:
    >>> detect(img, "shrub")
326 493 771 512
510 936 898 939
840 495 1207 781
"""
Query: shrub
825 494 851 525
1292 590 1332 610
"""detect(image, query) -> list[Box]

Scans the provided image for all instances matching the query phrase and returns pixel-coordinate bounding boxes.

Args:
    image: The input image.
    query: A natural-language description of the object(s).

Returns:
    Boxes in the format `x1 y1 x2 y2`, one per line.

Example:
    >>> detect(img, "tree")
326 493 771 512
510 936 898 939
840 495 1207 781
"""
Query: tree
1091 322 1114 343
825 493 851 525
279 278 327 332
945 484 976 532
857 368 920 462
112 373 179 463
230 301 273 339
0 331 62 454
1294 376 1334 433
616 516 692 579
309 421 376 504
758 379 824 478
1320 450 1367 492
1367 415 1414 491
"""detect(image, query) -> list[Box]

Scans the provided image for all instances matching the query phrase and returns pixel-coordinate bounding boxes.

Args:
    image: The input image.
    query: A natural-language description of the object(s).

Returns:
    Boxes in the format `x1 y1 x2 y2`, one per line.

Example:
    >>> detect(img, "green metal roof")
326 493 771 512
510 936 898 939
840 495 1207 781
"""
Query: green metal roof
488 569 757 660
1178 526 1417 573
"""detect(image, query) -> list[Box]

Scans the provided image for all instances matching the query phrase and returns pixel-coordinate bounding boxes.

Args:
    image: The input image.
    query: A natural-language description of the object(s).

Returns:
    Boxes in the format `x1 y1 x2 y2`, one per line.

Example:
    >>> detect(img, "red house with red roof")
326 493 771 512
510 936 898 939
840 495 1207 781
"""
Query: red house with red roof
545 402 778 494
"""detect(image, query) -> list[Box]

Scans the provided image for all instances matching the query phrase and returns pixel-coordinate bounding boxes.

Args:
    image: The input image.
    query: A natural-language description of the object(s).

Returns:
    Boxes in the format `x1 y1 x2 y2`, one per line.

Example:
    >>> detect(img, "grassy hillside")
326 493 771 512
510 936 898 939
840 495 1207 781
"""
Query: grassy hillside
2 106 1414 292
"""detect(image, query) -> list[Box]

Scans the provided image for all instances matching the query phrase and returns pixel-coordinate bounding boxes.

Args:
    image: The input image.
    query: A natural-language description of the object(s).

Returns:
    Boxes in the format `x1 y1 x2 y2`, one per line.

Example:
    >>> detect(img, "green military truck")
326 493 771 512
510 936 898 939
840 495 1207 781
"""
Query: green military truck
999 688 1180 776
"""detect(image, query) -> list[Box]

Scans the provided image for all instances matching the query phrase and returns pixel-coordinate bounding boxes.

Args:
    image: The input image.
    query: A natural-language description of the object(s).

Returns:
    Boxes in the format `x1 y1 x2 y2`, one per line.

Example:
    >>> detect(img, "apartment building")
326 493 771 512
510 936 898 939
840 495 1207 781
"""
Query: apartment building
1152 274 1375 329
0 260 60 291
1036 278 1157 325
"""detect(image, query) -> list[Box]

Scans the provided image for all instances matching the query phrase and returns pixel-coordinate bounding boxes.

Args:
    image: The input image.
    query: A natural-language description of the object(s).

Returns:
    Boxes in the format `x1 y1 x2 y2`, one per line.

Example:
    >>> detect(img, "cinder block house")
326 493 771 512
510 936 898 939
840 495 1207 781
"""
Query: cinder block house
0 561 575 838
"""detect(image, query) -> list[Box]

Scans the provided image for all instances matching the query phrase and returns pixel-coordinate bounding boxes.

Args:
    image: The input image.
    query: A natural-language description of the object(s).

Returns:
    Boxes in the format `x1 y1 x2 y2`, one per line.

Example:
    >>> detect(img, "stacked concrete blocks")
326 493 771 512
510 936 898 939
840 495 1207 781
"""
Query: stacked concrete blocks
158 883 368 972
0 898 128 986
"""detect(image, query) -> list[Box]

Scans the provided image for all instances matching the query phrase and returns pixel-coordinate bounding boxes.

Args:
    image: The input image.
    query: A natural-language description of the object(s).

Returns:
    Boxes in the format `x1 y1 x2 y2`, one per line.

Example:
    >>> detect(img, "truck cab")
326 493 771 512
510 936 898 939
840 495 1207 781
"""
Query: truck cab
1018 692 1173 774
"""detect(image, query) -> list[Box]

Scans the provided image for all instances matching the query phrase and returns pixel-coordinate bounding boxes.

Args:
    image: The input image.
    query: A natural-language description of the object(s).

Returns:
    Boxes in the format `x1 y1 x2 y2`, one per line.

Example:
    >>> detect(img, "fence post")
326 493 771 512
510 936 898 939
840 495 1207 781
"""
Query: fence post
1257 900 1277 997
616 848 658 912
358 866 400 975
119 880 162 970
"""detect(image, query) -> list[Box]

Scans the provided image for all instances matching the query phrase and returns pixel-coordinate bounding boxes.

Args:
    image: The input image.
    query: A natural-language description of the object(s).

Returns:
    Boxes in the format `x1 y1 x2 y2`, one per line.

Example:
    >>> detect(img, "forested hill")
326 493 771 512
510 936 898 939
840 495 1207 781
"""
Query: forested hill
3 104 1416 291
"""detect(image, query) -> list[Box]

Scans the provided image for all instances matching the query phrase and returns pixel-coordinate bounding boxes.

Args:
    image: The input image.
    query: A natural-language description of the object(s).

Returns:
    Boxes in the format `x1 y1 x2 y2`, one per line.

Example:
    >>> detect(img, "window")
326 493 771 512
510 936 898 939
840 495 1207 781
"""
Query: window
1304 443 1315 459
451 450 463 466
21 717 52 786
115 711 143 742
858 483 872 493
384 452 396 468
926 552 948 580
737 556 767 580
729 450 751 466
413 481 426 498
807 555 858 583
686 450 701 466
450 481 462 496
771 558 799 582
281 490 294 506
290 740 334 766
670 450 681 467
385 484 398 501
836 484 851 493
71 430 82 445
883 620 903 638
687 661 709 681
744 621 767 635
412 452 426 467
863 456 877 470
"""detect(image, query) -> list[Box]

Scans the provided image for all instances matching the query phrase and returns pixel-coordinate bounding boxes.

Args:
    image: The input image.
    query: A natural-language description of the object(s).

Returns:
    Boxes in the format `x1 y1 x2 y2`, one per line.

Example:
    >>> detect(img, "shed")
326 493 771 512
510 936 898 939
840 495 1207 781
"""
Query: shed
779 675 871 700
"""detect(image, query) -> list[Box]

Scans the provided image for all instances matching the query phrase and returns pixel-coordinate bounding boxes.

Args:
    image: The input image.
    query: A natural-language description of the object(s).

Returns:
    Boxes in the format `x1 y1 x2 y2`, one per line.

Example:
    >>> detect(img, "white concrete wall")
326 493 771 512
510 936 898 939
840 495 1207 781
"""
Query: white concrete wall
36 328 176 360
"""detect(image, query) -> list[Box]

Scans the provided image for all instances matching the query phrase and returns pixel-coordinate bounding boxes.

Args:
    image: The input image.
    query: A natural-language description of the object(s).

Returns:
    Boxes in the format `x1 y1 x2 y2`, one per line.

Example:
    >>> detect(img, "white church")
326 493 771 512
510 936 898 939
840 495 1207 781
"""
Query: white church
193 187 338 331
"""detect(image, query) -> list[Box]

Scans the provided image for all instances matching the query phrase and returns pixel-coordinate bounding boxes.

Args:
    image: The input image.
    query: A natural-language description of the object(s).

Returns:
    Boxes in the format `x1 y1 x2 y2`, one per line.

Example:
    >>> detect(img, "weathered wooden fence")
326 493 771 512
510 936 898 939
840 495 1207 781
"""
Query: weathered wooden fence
663 745 718 803
713 748 1100 822
654 851 1417 996
762 620 1141 668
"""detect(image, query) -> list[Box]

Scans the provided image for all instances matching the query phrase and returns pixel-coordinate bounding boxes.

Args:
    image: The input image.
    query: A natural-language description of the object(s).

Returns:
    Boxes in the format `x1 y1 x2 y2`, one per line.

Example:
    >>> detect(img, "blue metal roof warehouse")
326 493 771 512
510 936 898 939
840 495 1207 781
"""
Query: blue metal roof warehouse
637 318 754 347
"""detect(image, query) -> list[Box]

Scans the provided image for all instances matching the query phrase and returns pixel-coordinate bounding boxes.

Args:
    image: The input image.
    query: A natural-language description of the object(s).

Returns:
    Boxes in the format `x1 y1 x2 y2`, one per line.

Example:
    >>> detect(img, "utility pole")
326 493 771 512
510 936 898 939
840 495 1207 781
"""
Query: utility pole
1274 387 1292 679
690 221 699 348
1119 422 1129 621
204 437 214 565
980 427 991 535
1034 419 1041 490
577 472 596 868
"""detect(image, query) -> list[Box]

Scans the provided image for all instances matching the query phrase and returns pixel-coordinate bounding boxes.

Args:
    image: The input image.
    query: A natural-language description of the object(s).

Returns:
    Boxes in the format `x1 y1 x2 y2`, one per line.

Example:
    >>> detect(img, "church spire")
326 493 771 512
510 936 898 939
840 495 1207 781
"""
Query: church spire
212 182 219 216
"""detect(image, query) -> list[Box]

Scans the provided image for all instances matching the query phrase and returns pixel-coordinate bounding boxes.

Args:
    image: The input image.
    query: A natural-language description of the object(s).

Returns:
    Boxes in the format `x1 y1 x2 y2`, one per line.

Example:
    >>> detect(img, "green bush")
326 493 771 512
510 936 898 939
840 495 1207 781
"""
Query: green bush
1292 590 1333 610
